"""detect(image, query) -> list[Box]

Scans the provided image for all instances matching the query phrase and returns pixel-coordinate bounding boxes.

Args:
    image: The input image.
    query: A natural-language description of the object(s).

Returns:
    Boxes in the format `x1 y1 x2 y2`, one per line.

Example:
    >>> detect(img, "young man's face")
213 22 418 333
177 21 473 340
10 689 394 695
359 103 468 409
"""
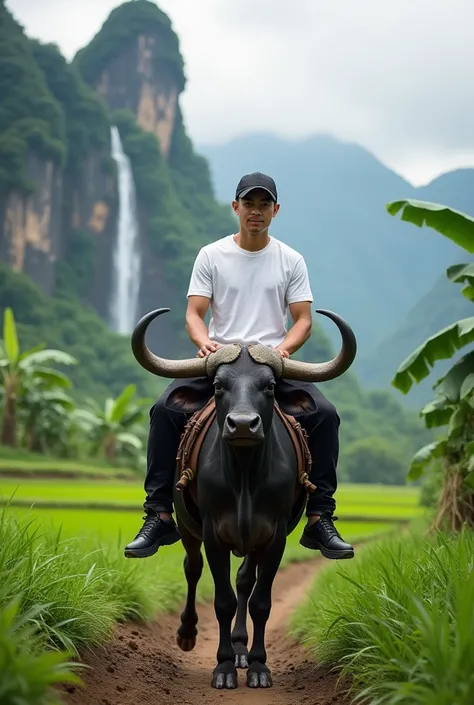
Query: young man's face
232 188 280 235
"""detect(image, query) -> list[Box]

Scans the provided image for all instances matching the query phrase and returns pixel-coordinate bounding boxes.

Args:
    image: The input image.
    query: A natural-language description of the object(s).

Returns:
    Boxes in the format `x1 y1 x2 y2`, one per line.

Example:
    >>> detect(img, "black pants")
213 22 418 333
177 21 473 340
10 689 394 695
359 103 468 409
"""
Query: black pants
143 377 340 517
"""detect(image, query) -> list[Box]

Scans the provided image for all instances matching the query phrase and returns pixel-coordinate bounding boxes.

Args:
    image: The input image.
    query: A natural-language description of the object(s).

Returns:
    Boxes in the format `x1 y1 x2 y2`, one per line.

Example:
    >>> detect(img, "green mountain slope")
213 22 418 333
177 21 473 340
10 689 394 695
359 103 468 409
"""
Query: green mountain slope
198 134 469 354
358 168 474 405
358 273 473 407
0 1 432 481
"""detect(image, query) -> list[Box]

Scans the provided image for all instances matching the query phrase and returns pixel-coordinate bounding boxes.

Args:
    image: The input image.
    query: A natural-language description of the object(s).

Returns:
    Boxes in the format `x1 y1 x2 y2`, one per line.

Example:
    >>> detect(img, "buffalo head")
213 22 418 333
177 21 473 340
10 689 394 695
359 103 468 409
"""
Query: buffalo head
167 346 280 447
130 308 357 446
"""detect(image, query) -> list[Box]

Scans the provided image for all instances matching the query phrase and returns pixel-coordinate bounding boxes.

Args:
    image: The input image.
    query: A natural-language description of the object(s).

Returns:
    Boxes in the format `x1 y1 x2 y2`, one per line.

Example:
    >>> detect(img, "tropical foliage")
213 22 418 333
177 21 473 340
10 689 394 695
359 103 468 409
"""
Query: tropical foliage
387 199 474 529
1 259 430 485
292 528 474 705
0 308 149 469
0 308 76 448
75 383 151 464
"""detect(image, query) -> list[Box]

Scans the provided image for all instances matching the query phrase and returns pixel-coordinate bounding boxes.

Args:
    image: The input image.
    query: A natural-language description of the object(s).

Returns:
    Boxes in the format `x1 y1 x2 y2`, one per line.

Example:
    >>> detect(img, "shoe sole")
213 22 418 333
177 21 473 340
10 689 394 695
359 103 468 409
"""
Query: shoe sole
124 531 181 559
299 535 354 560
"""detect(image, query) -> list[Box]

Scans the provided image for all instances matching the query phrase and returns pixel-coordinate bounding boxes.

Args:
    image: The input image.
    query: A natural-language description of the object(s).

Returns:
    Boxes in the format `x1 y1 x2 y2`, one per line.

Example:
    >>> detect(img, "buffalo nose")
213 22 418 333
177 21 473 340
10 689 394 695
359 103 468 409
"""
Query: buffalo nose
224 413 263 440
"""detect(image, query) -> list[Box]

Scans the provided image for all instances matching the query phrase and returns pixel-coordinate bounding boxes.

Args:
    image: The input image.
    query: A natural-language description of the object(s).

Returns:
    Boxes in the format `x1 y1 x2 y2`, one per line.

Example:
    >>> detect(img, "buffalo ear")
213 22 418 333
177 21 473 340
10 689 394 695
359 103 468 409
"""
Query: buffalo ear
280 389 316 416
165 385 209 415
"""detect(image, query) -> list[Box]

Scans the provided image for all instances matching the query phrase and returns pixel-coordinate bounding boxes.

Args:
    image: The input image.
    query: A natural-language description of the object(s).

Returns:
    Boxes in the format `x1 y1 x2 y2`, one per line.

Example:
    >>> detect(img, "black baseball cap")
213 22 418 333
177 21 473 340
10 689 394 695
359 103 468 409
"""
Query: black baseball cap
235 172 278 202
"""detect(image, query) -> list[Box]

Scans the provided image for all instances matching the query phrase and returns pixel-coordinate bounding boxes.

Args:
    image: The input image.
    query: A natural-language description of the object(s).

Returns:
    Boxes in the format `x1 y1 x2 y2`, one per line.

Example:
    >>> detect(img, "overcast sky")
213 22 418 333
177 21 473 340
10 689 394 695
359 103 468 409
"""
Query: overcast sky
8 0 474 185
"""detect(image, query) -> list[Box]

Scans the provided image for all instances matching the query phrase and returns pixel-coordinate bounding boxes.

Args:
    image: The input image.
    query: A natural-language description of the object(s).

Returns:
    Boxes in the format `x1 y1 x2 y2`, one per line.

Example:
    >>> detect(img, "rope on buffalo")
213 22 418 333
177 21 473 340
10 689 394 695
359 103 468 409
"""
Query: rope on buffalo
283 414 316 494
175 397 217 492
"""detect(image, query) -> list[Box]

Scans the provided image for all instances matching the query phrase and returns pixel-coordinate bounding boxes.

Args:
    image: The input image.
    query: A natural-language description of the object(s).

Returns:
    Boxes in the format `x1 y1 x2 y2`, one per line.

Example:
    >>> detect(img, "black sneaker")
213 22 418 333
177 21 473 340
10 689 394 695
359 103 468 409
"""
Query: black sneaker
299 513 354 559
124 512 181 558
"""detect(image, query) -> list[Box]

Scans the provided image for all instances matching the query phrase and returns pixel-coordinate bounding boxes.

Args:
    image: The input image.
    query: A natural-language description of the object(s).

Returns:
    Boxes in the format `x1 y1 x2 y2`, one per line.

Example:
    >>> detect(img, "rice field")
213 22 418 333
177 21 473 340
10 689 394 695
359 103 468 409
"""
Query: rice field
0 468 422 558
0 457 424 703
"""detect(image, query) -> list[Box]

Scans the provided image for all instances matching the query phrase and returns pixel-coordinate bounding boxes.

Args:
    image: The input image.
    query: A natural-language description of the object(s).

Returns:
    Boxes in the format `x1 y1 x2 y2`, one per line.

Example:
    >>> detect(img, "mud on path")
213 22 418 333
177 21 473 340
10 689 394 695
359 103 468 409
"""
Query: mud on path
60 558 351 705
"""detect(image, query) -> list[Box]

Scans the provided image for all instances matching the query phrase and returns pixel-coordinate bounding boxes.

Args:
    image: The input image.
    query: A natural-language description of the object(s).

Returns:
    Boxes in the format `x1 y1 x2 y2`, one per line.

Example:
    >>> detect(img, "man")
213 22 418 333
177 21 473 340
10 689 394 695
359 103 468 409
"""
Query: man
124 172 355 561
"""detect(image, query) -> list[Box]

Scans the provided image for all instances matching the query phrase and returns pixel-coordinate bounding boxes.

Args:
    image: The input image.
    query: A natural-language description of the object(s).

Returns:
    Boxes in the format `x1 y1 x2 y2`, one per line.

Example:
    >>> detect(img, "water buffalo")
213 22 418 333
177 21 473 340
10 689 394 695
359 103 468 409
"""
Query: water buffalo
130 307 357 689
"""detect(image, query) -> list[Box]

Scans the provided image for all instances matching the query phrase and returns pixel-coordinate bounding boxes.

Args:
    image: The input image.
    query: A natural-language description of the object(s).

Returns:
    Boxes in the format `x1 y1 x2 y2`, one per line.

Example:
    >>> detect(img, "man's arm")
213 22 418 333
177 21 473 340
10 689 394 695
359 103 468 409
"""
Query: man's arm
185 248 222 357
275 301 312 357
186 296 222 358
275 256 314 357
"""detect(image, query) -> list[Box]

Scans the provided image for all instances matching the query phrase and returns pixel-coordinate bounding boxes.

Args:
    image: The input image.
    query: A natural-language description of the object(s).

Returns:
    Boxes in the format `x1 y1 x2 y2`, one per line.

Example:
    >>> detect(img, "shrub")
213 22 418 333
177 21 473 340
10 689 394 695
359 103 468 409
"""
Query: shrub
291 528 474 705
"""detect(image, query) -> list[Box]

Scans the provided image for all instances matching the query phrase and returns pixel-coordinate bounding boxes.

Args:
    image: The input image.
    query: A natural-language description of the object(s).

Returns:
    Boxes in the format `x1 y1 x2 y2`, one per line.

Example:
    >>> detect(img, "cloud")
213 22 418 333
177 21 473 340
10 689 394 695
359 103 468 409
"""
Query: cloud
6 0 474 184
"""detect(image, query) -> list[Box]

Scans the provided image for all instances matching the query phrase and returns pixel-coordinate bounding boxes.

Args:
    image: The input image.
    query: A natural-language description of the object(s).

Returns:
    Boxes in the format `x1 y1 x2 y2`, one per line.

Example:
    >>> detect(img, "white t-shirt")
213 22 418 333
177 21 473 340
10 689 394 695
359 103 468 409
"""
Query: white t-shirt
187 234 313 348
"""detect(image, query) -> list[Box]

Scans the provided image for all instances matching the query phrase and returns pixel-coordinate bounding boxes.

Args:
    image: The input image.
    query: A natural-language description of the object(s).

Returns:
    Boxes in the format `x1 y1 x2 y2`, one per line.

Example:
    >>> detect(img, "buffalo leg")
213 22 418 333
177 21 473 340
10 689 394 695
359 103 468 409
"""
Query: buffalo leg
176 523 203 652
231 552 258 668
247 522 287 688
203 520 238 689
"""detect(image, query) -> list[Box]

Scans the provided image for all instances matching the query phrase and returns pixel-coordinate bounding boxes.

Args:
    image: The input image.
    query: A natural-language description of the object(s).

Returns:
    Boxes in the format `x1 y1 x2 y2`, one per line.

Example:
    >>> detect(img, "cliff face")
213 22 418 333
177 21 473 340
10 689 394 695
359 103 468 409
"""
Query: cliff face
0 0 431 461
74 4 187 349
0 0 234 356
73 0 235 354
0 152 117 304
96 34 179 159
64 153 118 320
0 2 119 314
0 156 62 295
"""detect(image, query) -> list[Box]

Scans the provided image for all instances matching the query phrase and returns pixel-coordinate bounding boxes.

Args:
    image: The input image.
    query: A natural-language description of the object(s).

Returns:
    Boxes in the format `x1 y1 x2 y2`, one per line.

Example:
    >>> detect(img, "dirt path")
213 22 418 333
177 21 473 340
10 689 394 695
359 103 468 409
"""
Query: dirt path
60 558 351 705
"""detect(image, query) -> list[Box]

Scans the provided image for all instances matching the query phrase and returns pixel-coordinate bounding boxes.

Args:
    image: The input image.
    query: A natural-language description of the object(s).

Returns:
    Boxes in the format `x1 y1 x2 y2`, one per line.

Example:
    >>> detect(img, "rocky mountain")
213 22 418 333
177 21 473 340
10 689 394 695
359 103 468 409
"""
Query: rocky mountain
199 136 474 371
0 0 434 478
0 0 235 357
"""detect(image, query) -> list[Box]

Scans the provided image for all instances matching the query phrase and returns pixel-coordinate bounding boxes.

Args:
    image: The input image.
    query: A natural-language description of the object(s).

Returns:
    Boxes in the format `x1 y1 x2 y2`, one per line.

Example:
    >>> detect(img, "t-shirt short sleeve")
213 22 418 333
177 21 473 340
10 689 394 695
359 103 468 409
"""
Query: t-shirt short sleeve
286 256 314 304
187 248 213 298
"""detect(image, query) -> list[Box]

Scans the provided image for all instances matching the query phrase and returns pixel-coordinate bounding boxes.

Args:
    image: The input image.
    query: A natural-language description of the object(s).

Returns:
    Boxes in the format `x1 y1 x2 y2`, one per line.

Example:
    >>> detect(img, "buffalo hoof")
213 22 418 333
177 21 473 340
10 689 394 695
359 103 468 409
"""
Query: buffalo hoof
212 661 238 689
234 643 249 669
247 662 273 688
176 625 197 652
176 634 196 651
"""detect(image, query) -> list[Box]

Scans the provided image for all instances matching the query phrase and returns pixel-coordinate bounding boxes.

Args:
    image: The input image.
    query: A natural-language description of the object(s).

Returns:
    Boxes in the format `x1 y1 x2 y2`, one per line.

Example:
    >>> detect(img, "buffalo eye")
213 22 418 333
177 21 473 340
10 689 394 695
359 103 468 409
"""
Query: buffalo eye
214 381 224 393
265 382 275 393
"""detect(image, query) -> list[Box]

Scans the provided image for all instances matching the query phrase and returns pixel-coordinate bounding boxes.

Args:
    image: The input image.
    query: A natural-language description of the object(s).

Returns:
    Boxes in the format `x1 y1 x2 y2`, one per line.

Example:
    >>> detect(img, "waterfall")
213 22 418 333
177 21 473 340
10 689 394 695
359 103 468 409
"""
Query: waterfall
109 125 141 335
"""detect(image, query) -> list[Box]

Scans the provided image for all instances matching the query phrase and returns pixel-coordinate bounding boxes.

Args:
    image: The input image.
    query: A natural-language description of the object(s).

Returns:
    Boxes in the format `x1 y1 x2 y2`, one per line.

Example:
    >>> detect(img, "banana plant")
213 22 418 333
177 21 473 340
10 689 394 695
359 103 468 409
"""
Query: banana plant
0 308 77 446
76 383 152 464
387 200 474 394
387 200 474 528
19 381 76 455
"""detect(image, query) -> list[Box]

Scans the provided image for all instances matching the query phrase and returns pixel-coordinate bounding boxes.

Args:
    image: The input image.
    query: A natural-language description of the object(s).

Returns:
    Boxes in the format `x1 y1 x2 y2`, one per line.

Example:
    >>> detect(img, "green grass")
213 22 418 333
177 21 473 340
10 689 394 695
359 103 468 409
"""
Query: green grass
0 476 396 704
9 505 392 560
0 447 136 479
335 503 422 519
0 598 81 705
0 503 216 703
0 478 423 521
0 475 416 588
0 503 389 690
290 528 474 705
0 476 416 565
334 483 420 505
0 504 391 659
0 479 144 505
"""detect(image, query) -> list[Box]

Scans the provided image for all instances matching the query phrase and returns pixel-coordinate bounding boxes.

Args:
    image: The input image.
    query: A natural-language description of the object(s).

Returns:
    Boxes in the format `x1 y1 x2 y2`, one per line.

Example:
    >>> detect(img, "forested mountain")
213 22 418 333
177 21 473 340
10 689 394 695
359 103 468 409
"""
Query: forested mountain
357 170 474 405
0 0 435 480
0 0 235 359
200 136 474 400
358 267 474 407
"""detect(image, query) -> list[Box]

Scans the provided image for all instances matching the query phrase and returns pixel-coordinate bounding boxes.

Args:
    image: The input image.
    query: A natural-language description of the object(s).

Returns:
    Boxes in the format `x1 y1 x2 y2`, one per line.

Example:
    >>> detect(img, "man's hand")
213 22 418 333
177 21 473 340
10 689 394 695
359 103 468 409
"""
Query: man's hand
274 346 290 358
196 340 223 358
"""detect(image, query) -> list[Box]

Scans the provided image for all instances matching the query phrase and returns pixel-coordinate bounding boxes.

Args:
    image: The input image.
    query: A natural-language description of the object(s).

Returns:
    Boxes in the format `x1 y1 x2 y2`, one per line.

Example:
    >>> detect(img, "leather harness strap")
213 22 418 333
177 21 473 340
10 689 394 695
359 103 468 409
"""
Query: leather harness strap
175 397 217 492
175 398 315 494
274 404 316 493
